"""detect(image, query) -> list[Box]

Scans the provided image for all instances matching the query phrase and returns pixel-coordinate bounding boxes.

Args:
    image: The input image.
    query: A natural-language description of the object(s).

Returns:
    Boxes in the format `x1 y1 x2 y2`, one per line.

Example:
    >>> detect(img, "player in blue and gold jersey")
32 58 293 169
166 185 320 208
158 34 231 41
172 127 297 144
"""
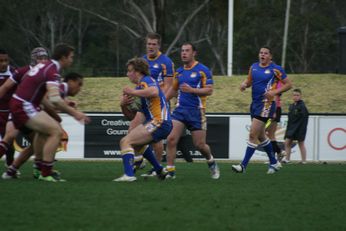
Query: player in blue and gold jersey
140 32 175 176
165 42 220 180
114 57 172 182
143 32 174 94
232 46 292 174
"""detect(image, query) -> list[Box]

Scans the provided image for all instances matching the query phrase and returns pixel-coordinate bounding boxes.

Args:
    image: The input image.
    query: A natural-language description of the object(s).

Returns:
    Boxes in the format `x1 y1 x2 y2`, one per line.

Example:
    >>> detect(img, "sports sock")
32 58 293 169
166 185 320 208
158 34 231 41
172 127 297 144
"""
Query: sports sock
260 139 277 165
5 145 15 166
142 146 162 173
133 155 144 171
6 165 17 176
271 140 281 154
33 159 43 170
241 142 257 168
207 155 215 167
0 141 10 159
166 165 175 172
121 149 135 177
41 161 54 177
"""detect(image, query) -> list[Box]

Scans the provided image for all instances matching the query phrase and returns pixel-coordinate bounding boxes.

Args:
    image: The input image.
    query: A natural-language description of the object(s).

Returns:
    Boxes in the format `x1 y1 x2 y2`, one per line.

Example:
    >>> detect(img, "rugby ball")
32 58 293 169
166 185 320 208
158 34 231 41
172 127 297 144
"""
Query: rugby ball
127 96 142 111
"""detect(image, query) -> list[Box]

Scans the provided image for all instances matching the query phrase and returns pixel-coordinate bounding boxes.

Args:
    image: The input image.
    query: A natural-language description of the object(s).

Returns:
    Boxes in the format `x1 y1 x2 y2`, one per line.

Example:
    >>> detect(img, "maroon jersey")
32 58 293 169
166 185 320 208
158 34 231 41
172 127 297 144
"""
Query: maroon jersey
0 66 16 111
12 65 31 84
13 60 61 108
2 65 31 103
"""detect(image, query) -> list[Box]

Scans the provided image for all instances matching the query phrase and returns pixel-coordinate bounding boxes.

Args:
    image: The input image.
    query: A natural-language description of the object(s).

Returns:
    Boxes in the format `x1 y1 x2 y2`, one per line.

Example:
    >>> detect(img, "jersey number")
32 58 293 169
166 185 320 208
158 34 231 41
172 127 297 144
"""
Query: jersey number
27 63 45 76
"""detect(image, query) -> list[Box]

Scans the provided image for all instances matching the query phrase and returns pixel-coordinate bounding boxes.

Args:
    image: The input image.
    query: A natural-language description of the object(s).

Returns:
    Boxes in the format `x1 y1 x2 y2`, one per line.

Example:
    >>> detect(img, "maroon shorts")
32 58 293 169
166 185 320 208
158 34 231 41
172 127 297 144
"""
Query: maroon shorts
10 97 39 131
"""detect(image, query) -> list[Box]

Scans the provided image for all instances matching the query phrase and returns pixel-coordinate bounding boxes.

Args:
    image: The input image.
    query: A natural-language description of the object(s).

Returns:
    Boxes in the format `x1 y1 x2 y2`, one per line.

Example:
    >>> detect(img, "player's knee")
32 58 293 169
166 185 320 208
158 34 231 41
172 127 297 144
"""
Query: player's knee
167 135 179 146
194 140 206 151
120 136 131 149
248 132 258 142
52 127 63 139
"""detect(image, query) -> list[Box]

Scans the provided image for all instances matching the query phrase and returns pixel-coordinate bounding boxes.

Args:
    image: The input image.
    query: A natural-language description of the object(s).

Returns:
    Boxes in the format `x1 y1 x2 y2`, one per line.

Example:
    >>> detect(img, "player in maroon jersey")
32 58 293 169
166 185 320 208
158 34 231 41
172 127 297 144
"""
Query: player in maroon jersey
3 72 84 179
9 43 90 182
0 49 17 167
0 47 48 179
0 48 49 168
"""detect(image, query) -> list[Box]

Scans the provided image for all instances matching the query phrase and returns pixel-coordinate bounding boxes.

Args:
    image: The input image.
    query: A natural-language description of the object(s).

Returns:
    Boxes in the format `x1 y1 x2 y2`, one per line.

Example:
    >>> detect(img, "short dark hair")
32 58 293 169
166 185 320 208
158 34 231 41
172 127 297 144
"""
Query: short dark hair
52 43 75 60
293 88 302 94
261 46 272 54
146 32 161 45
182 42 197 52
126 57 150 76
63 72 83 82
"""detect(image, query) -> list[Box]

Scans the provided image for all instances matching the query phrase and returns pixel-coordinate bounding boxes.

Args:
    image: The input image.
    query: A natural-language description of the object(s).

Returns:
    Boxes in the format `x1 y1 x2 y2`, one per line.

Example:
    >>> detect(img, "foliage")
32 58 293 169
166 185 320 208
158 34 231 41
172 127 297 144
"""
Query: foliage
0 0 346 75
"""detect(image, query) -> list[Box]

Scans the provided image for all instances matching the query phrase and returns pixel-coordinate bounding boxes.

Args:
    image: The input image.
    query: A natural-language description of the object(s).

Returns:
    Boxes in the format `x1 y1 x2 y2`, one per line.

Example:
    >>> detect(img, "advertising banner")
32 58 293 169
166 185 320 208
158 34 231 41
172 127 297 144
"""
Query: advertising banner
84 114 128 158
83 114 229 159
318 117 346 160
9 113 345 162
229 115 315 161
13 114 84 159
172 116 229 159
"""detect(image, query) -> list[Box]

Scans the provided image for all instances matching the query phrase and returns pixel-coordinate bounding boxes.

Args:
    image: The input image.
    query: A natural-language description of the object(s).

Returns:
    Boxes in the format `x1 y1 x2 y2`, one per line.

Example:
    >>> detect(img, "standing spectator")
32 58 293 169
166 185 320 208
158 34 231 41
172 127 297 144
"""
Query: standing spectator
165 42 220 180
232 46 292 174
282 88 309 164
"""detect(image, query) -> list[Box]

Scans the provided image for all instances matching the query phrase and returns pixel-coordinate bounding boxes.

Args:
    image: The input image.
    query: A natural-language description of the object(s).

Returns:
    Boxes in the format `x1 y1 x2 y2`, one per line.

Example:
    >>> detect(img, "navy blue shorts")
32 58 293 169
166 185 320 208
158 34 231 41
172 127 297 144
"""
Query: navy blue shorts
250 101 276 120
144 119 172 142
171 107 206 131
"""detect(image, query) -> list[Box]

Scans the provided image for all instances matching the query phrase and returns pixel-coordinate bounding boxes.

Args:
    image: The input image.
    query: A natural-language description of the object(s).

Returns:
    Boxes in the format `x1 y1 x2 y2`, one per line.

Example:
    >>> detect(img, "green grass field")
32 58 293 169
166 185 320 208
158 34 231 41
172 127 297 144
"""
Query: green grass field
1 161 346 231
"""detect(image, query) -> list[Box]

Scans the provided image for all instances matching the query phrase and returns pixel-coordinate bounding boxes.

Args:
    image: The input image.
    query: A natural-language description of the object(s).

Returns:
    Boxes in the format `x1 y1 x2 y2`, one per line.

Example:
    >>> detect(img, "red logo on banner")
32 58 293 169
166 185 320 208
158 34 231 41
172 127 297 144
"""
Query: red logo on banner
327 128 346 150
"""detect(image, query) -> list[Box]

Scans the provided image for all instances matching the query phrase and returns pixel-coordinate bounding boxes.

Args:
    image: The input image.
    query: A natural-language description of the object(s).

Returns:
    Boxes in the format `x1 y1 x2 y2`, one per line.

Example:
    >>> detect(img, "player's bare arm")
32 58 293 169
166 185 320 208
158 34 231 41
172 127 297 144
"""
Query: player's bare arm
163 76 173 94
123 86 158 98
264 78 292 99
180 83 213 96
0 78 16 98
240 77 252 92
47 82 90 123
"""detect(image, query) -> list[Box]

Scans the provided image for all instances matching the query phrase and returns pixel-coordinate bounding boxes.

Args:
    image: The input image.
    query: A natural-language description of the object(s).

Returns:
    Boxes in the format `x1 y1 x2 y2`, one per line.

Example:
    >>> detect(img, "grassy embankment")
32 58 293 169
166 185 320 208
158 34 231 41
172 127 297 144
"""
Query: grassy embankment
74 74 346 114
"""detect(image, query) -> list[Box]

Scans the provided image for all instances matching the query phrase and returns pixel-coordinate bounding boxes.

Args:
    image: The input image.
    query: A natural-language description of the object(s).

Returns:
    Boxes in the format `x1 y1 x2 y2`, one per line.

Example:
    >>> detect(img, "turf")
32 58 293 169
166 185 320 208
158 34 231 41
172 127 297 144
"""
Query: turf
1 161 346 231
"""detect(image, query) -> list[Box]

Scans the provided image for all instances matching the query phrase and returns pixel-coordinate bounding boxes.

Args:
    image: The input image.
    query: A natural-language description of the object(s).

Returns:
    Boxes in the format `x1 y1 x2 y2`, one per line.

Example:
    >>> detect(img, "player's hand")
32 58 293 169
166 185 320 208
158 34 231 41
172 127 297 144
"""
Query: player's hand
240 82 247 92
264 90 276 99
123 86 135 96
74 111 91 124
120 93 134 106
66 99 77 108
180 83 194 93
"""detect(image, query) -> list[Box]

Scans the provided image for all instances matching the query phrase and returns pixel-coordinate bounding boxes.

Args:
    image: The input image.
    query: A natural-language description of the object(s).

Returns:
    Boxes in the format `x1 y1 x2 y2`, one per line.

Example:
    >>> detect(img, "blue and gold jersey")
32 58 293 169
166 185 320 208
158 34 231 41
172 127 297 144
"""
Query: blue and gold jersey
247 62 287 104
136 75 171 123
247 62 287 118
173 61 213 109
143 52 174 87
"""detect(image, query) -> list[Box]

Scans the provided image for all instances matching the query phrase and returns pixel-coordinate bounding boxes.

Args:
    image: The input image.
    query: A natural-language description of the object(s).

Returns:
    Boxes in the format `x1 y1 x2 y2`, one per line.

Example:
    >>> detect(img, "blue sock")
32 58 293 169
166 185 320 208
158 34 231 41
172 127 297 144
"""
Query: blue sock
241 142 257 168
122 153 135 176
142 146 162 173
261 140 277 165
